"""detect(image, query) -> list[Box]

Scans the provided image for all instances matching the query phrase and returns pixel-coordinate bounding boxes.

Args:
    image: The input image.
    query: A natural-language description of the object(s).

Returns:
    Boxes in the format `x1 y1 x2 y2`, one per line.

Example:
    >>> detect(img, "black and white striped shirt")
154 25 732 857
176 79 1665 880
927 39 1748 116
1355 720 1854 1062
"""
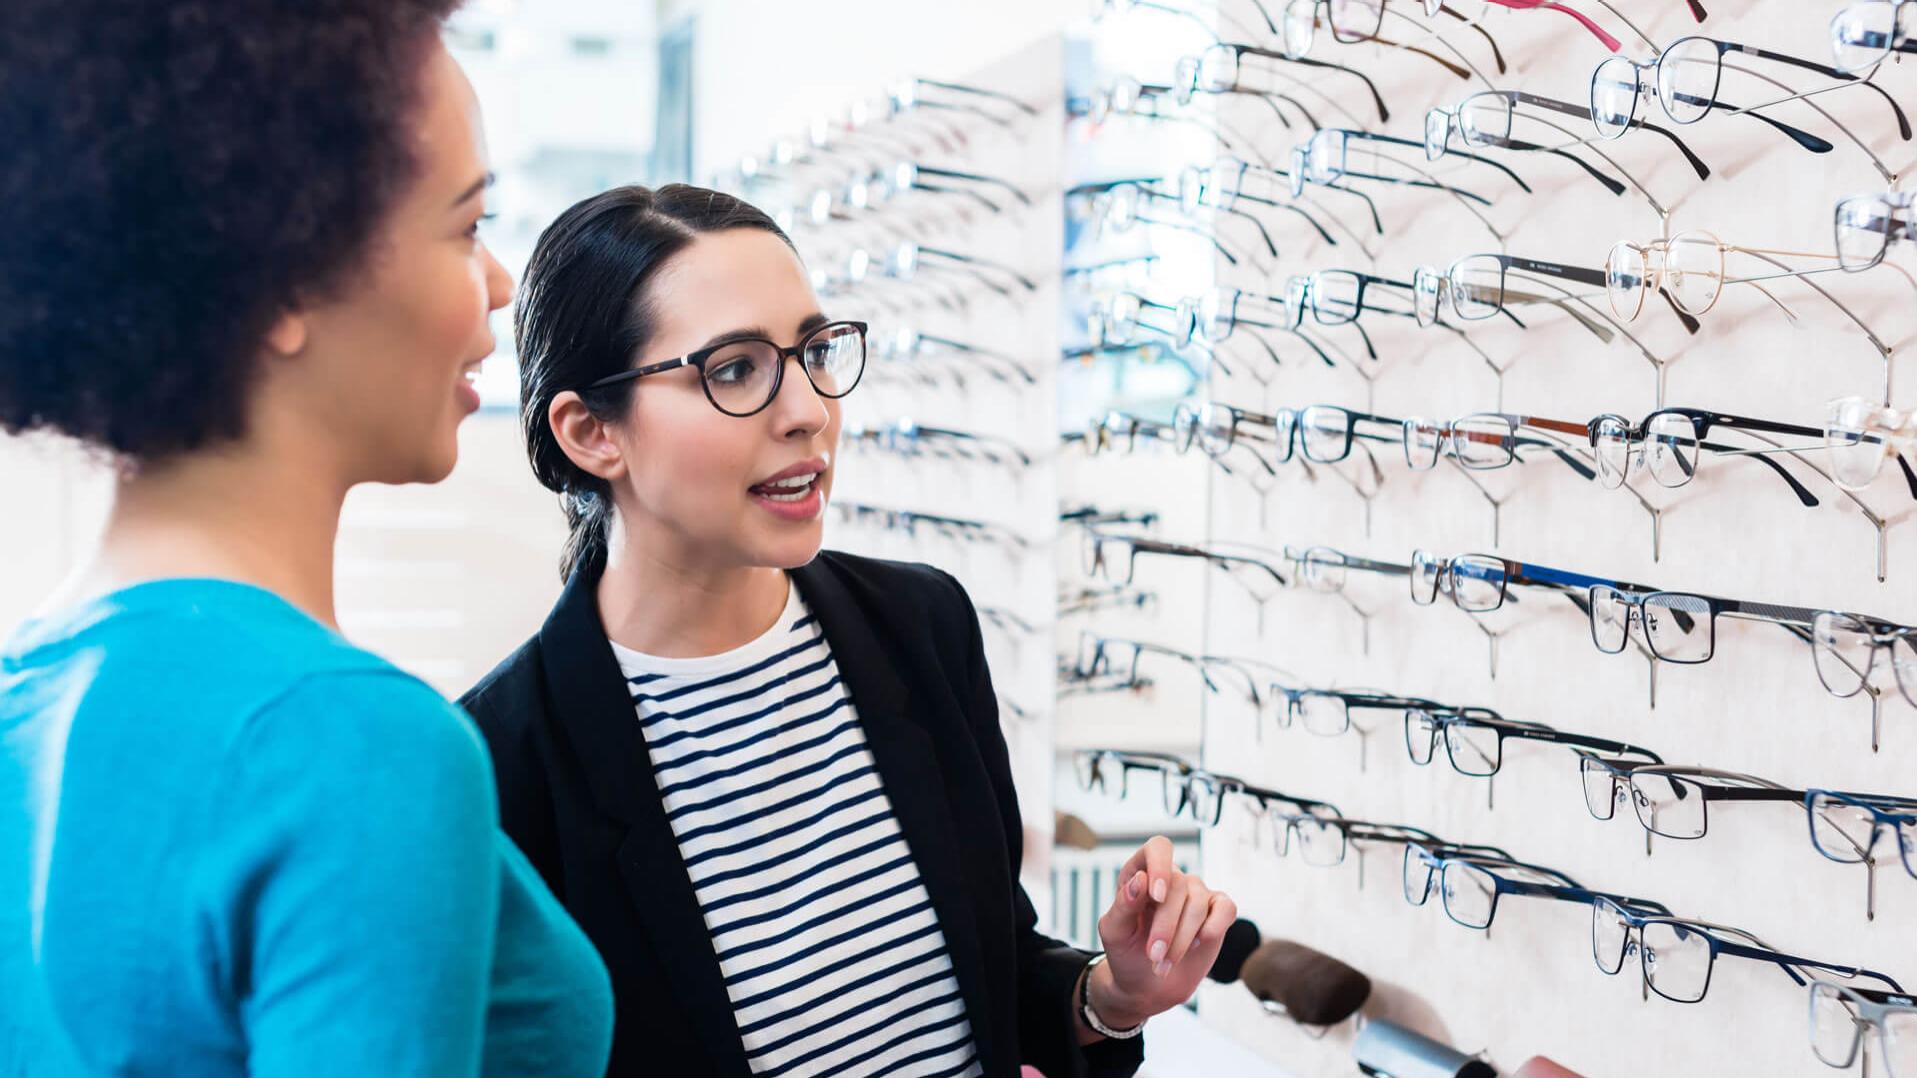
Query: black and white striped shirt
611 580 984 1078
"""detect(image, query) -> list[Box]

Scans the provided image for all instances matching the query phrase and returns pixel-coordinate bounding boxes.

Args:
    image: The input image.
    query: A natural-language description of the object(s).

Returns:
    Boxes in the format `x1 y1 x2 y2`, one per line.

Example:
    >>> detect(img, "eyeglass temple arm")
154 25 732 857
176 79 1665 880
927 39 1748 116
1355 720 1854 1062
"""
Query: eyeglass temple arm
1316 180 1386 235
1356 130 1531 192
1431 4 1509 72
1525 727 1664 763
909 78 1039 116
1485 0 1622 52
1470 130 1626 196
1723 41 1912 140
1512 90 1711 180
1241 47 1391 123
1229 190 1341 247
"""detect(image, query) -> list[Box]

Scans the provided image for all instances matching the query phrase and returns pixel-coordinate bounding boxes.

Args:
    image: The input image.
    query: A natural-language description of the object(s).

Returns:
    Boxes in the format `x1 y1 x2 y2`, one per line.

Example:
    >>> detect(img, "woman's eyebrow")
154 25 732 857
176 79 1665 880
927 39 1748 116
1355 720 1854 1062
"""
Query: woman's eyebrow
697 313 831 351
449 171 495 209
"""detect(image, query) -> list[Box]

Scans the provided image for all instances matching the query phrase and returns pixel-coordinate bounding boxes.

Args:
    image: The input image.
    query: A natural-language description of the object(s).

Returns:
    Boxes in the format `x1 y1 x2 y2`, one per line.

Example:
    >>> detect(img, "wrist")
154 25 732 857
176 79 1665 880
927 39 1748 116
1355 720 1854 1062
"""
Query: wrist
1086 955 1149 1031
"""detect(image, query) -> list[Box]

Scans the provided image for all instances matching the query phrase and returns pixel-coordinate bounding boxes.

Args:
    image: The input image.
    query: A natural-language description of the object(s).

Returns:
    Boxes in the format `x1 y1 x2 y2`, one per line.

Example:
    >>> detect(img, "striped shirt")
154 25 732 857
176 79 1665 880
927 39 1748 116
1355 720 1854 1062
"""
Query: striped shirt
610 579 984 1078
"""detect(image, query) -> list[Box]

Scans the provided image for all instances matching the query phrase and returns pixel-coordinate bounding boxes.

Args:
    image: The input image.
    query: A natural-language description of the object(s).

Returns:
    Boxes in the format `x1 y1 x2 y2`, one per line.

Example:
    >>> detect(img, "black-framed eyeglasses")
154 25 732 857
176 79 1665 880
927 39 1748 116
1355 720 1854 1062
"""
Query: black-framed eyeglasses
1427 88 1712 186
1277 0 1490 81
1589 36 1911 152
1579 759 1808 840
1082 530 1289 593
1173 400 1282 476
583 319 867 417
1808 978 1917 1075
1593 896 1903 1005
1405 845 1669 932
1264 684 1427 738
1588 406 1917 506
1275 403 1406 464
1409 706 1662 779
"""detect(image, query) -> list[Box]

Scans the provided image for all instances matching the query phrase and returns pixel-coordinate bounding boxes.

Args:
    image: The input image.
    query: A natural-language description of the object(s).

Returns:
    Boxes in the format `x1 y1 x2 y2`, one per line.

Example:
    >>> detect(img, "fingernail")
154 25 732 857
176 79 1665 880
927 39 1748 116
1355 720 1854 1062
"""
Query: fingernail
1126 873 1142 901
1151 878 1168 903
1154 959 1172 978
1148 939 1167 964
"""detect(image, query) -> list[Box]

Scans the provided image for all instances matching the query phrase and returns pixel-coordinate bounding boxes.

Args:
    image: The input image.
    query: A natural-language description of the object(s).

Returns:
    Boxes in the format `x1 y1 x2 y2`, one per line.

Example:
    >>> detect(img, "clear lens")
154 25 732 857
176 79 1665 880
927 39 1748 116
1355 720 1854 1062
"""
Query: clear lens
1448 554 1507 613
1836 195 1894 272
1306 129 1345 184
1410 550 1443 605
1327 0 1385 42
1591 56 1640 137
1644 411 1701 488
1423 109 1449 161
1830 2 1895 73
1161 770 1187 818
1073 750 1101 791
1197 44 1239 93
1171 402 1200 454
1589 586 1631 653
1413 267 1442 325
1171 56 1200 106
1591 898 1631 975
1292 816 1347 866
1810 982 1865 1068
1283 0 1316 57
1176 166 1205 215
1656 37 1720 125
1311 270 1363 325
1299 405 1352 463
1581 757 1621 820
1296 692 1350 736
1457 93 1513 147
1630 771 1707 839
1197 287 1236 344
1640 919 1713 1002
1641 593 1713 663
1196 403 1236 458
1443 720 1502 777
1298 549 1348 593
1105 292 1142 344
1209 158 1247 211
1404 418 1445 469
1274 410 1298 463
1881 1006 1917 1076
1891 636 1917 709
1439 861 1497 929
1449 255 1505 320
1405 709 1441 765
1402 846 1435 904
1813 611 1875 698
1453 414 1517 470
1189 773 1224 826
702 339 791 415
1809 792 1880 864
1605 242 1650 320
1664 231 1725 314
1592 415 1633 489
1826 396 1886 489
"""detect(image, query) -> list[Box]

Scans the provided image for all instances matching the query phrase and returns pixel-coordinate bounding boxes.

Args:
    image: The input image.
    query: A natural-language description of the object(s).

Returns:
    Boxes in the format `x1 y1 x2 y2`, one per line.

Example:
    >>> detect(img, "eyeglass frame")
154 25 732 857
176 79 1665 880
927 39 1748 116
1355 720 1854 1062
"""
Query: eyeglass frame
581 319 869 417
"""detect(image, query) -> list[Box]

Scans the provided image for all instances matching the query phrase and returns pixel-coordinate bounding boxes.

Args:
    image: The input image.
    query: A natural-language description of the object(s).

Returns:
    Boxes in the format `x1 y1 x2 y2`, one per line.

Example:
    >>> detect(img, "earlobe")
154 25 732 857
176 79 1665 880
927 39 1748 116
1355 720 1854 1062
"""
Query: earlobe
263 310 308 357
549 390 630 484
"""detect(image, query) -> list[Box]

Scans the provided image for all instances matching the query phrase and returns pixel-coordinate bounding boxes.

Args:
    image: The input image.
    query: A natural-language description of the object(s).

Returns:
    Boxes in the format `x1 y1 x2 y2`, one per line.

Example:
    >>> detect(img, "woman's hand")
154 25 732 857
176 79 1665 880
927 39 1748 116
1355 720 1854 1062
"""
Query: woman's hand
1082 835 1236 1033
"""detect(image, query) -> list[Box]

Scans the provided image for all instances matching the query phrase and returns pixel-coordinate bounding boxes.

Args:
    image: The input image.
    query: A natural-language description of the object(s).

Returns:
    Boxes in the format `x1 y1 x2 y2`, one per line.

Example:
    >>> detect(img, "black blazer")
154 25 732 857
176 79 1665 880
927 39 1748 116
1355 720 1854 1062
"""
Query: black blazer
459 550 1146 1078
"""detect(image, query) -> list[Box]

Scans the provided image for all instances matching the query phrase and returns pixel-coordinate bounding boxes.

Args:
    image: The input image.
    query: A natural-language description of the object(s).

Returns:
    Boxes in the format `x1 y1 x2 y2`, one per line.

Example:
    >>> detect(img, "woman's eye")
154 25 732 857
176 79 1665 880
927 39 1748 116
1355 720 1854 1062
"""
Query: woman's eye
707 355 758 384
467 212 497 239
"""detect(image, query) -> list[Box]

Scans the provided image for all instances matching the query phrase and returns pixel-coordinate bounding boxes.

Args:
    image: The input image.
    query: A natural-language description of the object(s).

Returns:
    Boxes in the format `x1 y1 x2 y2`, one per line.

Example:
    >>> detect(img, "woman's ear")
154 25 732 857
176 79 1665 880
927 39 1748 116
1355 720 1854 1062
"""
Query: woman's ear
263 309 309 357
549 390 630 484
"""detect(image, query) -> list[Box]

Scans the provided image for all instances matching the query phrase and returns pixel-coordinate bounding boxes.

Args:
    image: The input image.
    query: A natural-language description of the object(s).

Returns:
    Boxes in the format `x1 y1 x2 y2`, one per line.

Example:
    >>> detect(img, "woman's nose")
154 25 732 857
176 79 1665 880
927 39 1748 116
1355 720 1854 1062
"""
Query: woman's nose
769 356 830 437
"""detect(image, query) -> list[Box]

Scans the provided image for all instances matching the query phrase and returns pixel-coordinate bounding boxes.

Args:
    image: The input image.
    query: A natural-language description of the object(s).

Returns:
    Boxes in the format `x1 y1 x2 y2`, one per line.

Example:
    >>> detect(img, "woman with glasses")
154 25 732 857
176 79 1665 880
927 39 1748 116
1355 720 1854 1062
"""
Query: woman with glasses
463 184 1232 1077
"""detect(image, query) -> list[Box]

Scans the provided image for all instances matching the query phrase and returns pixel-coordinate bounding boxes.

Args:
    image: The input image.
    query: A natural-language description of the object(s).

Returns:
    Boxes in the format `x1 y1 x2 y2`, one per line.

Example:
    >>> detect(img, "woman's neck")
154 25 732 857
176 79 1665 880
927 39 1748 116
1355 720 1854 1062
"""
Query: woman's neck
595 526 791 660
49 443 350 629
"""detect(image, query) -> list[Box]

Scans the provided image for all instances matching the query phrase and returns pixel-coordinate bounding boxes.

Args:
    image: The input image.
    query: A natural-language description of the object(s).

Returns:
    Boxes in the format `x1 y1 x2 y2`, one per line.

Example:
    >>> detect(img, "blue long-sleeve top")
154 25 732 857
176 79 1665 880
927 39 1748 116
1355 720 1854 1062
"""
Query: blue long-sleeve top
0 578 613 1076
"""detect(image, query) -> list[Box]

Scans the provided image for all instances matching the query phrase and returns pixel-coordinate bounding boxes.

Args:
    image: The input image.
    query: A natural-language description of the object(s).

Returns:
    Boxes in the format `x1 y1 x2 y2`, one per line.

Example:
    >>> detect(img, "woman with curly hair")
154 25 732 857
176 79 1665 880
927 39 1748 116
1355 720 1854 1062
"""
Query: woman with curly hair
0 4 612 1074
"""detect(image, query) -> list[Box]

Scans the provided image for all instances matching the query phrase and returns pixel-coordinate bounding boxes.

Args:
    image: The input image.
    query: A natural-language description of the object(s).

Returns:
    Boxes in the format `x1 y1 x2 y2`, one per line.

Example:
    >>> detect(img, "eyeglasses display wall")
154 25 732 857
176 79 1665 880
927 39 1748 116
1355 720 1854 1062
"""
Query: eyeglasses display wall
727 2 1917 1073
1078 0 1917 1073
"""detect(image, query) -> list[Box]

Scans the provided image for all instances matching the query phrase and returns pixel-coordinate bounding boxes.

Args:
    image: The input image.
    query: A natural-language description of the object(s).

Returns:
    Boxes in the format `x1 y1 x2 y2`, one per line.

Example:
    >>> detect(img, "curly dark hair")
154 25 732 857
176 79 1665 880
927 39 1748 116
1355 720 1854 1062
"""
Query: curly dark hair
0 0 463 460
